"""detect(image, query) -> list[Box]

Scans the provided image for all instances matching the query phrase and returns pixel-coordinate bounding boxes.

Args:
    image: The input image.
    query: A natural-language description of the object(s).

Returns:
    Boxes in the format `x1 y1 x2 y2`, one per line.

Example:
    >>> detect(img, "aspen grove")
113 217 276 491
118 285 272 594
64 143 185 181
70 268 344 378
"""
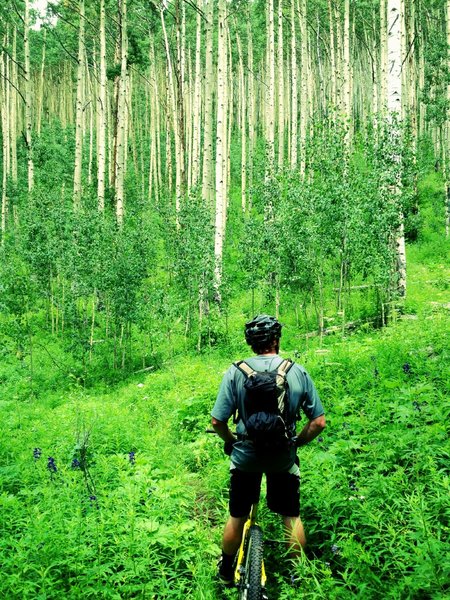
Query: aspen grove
0 0 448 365
0 2 449 599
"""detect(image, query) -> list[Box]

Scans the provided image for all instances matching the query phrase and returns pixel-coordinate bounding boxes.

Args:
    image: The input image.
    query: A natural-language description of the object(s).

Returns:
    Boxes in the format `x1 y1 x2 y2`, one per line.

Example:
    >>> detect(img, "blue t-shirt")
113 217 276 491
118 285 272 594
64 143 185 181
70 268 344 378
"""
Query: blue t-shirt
211 355 324 472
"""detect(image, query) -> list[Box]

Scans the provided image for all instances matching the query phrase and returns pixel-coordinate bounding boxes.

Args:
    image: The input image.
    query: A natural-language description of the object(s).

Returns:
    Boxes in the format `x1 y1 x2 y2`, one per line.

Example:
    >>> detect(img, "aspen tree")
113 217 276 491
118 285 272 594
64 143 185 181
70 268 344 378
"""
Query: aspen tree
371 8 379 117
247 17 256 199
73 0 85 208
334 1 343 112
277 0 285 168
175 0 186 193
290 0 298 168
235 22 247 212
445 0 450 236
191 5 202 190
266 0 276 171
115 0 128 226
343 0 352 138
380 0 388 111
97 0 107 212
201 0 214 205
328 0 337 111
387 0 407 298
224 22 231 226
214 0 227 298
161 4 182 217
10 26 17 183
87 47 95 188
24 0 34 192
1 44 8 241
299 0 308 174
36 30 46 135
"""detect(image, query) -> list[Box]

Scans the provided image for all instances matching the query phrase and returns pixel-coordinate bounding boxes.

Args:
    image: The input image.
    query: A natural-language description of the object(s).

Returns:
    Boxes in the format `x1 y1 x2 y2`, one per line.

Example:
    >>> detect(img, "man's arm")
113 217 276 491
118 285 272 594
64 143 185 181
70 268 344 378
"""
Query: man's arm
211 417 237 444
295 414 326 447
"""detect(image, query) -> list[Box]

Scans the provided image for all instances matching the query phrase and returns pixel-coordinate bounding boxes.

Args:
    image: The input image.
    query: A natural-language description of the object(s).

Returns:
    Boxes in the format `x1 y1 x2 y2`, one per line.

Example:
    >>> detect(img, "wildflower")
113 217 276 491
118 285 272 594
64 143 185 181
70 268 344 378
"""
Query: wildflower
349 480 358 491
71 458 81 469
403 363 411 374
331 544 340 555
33 448 42 460
137 383 144 388
128 451 136 465
47 457 57 473
89 495 97 502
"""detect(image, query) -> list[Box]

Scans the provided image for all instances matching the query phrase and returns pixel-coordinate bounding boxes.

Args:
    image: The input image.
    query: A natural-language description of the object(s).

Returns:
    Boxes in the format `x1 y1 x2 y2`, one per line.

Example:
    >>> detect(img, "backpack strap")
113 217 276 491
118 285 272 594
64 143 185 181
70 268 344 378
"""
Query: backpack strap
233 360 255 378
277 358 294 378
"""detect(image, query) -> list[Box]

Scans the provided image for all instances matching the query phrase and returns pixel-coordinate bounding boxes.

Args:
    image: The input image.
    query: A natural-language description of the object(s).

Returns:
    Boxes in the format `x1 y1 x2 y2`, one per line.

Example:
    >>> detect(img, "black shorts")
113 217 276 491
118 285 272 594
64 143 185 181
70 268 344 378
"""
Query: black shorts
229 465 300 518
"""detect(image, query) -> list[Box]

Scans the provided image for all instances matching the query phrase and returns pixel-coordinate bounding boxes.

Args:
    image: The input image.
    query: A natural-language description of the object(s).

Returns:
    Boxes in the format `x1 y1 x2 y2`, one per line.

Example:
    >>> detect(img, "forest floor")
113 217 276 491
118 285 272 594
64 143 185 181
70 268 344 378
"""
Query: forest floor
1 236 449 599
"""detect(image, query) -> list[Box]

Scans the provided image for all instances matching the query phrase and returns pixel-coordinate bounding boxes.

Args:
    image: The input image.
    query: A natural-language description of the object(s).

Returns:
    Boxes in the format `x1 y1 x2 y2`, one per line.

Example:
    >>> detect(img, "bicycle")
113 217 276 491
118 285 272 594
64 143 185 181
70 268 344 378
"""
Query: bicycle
234 500 269 600
207 429 270 599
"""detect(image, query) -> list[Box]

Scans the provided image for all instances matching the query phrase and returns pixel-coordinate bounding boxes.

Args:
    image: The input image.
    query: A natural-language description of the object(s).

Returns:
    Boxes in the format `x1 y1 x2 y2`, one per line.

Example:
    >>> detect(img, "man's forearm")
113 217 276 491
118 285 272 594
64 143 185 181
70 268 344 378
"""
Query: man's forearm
296 415 326 447
211 418 236 443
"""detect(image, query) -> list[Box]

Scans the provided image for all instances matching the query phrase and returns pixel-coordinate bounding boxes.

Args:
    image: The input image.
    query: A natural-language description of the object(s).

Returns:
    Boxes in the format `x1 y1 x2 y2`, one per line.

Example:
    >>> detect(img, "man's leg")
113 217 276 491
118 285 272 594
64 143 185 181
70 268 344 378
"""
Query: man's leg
222 515 247 555
218 515 247 584
282 515 306 557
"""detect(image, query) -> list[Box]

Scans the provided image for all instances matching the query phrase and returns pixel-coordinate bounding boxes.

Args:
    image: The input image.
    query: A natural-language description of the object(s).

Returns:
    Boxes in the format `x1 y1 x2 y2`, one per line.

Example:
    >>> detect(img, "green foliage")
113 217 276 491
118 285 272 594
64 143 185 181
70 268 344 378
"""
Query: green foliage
0 300 449 599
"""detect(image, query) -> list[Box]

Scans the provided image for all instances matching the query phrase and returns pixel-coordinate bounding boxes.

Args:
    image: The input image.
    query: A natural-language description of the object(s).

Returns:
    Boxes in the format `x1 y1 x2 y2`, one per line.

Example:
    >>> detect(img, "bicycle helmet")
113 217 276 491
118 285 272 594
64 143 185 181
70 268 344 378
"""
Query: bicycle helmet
244 314 282 346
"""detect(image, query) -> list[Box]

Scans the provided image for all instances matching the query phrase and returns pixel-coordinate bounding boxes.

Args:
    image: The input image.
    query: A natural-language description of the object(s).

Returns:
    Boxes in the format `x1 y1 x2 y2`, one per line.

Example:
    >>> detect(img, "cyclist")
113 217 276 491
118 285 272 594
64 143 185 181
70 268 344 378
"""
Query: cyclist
211 314 326 585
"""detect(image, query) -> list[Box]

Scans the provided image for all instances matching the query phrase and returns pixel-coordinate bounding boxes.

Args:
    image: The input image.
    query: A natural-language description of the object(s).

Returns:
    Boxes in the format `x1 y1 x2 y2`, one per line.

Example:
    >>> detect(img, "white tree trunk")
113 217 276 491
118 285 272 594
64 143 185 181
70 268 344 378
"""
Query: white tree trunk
10 27 17 184
299 0 308 174
387 0 406 298
97 0 107 211
214 0 227 298
1 44 8 242
277 0 285 168
202 0 214 205
161 5 182 219
290 0 298 168
73 0 85 207
266 0 276 171
380 0 388 112
343 0 352 139
115 0 128 225
191 8 202 189
444 0 450 236
24 0 34 192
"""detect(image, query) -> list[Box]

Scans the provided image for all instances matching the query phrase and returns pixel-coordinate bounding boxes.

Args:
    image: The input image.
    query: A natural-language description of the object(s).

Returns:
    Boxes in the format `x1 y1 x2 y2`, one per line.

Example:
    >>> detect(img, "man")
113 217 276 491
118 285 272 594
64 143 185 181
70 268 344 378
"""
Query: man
211 314 326 585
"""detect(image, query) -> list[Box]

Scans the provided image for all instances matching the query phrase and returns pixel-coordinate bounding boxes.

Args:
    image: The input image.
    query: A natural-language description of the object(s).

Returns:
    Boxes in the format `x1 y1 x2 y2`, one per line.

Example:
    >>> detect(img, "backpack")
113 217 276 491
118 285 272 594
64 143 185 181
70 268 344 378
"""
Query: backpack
233 358 294 452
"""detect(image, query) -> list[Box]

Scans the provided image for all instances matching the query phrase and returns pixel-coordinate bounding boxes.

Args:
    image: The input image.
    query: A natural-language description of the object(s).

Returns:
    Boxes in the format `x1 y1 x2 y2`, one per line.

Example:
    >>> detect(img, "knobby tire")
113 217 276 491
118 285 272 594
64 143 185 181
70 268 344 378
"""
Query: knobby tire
239 525 264 600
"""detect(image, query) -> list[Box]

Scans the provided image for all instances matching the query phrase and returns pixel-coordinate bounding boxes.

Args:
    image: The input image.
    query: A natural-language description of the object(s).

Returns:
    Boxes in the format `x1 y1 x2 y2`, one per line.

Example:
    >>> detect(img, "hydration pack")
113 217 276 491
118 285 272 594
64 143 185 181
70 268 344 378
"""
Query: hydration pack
234 358 294 452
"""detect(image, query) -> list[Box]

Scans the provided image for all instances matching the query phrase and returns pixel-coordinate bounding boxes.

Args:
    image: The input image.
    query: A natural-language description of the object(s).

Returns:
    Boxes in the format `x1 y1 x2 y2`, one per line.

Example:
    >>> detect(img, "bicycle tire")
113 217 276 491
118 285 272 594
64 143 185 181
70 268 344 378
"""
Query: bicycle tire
239 525 264 600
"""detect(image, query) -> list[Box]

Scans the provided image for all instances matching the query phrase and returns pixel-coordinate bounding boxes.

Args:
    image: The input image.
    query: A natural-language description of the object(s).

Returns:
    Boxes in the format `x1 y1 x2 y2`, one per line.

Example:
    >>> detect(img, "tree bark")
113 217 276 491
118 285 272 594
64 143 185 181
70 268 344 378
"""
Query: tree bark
24 0 34 192
97 0 107 212
115 0 128 226
214 0 227 299
387 0 406 298
73 0 85 208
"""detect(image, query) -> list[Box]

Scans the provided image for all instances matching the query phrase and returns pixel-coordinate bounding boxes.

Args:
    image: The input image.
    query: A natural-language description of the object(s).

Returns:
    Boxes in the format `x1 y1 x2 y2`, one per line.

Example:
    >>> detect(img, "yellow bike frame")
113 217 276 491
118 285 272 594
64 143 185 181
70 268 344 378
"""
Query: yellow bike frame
234 503 267 588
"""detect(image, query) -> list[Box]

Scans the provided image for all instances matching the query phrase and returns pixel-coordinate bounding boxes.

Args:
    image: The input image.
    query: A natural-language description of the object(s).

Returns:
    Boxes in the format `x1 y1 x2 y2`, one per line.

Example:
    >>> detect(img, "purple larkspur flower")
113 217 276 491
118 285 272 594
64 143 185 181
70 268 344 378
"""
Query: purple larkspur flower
128 452 136 465
71 458 81 469
403 363 411 374
33 448 42 460
47 457 57 473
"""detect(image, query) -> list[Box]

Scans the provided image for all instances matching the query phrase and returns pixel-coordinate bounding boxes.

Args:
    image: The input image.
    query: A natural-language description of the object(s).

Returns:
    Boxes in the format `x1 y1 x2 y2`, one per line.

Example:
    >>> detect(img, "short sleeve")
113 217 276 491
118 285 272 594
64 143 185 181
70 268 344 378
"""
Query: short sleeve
211 366 237 423
300 368 324 420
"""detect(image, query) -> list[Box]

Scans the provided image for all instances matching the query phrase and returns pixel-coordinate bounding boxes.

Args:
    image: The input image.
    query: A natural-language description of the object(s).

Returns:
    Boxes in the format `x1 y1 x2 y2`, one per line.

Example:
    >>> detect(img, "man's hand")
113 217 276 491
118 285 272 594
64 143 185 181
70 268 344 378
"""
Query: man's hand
223 440 235 456
211 417 237 455
295 414 326 447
